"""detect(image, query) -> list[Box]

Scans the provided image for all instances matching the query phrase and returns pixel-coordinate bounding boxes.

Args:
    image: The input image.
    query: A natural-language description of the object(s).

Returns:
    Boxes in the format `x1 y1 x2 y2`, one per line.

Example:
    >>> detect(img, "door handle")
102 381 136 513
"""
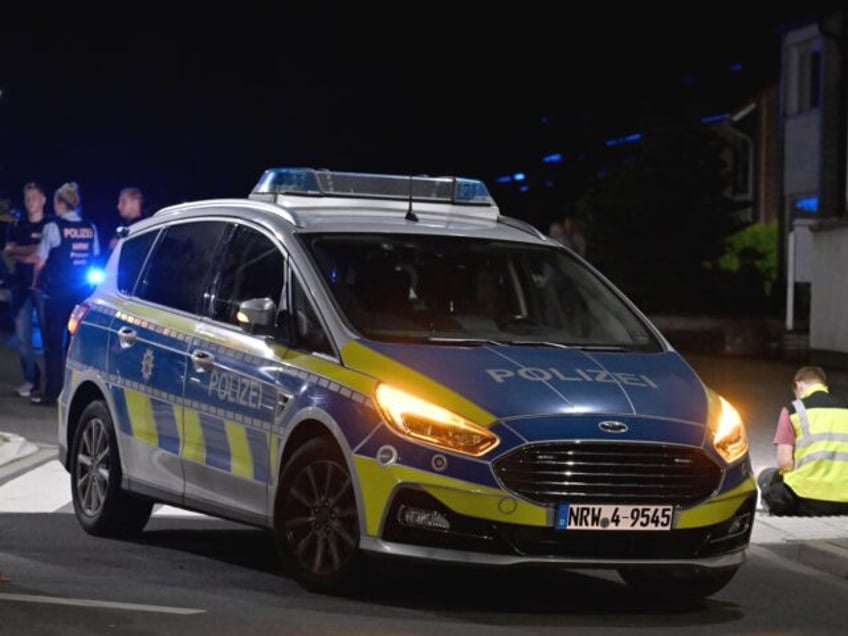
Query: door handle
117 326 137 349
190 349 215 373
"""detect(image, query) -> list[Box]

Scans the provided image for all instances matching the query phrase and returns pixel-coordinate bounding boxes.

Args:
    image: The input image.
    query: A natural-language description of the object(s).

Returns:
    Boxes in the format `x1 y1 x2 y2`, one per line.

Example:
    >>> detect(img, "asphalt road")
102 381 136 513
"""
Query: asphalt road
2 511 848 635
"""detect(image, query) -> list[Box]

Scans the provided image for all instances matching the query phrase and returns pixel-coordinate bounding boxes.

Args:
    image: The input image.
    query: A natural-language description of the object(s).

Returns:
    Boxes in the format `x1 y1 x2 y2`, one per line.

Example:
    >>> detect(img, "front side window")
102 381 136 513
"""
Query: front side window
207 225 286 325
290 274 334 356
117 230 158 295
302 233 661 351
137 221 228 313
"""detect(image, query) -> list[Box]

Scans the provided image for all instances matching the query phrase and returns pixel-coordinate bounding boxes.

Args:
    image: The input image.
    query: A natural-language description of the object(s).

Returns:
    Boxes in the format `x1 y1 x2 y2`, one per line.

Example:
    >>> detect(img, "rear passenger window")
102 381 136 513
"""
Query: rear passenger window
208 225 286 325
117 231 157 295
137 221 227 313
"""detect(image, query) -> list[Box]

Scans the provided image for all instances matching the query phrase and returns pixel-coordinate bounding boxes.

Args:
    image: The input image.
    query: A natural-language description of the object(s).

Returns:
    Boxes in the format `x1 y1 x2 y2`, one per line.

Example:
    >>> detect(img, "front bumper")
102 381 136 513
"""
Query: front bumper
364 485 755 568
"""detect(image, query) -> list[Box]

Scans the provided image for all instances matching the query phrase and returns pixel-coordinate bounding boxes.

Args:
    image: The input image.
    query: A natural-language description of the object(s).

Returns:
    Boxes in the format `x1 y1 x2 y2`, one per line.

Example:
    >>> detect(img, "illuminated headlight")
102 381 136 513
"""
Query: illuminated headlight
710 393 748 464
375 384 499 457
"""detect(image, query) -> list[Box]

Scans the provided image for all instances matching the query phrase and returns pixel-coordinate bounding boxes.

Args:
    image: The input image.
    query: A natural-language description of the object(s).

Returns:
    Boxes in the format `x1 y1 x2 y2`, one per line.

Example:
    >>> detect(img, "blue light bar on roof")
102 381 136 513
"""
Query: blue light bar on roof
252 168 495 206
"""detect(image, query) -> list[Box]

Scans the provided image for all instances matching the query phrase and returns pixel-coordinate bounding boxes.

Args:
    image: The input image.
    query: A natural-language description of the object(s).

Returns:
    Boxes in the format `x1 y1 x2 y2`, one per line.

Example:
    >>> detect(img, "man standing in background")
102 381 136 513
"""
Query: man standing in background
3 182 50 398
108 187 145 252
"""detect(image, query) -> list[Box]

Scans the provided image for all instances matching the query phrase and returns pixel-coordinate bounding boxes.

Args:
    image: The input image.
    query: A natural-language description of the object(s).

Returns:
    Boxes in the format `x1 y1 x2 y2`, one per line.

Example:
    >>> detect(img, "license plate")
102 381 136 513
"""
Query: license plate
555 503 673 531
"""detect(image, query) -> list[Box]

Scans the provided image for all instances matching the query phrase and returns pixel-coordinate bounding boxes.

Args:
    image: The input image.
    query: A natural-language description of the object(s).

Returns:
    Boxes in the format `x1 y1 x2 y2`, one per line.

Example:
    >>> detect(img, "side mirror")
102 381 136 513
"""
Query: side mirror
236 297 277 334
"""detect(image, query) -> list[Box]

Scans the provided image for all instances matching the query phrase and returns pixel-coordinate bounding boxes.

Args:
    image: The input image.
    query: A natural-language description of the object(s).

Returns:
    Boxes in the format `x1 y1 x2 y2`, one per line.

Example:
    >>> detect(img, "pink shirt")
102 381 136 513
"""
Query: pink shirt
774 406 796 445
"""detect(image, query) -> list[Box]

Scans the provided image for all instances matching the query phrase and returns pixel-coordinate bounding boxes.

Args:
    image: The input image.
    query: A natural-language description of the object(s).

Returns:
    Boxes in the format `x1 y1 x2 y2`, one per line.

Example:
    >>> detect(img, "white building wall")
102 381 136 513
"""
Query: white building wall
810 223 848 354
784 113 821 195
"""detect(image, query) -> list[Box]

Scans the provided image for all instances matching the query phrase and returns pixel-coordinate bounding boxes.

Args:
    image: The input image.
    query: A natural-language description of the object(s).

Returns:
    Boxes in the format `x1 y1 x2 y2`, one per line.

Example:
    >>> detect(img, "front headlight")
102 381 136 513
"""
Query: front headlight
710 394 748 464
375 384 499 457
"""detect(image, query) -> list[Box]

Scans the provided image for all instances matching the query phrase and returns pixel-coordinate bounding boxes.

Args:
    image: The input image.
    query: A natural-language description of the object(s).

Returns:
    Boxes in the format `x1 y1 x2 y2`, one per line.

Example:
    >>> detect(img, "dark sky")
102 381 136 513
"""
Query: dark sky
0 3 841 234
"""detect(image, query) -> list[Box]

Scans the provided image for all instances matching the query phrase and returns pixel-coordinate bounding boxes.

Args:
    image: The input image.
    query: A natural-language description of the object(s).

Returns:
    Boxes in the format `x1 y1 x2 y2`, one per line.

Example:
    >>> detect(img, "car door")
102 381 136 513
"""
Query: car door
108 220 228 501
182 222 288 523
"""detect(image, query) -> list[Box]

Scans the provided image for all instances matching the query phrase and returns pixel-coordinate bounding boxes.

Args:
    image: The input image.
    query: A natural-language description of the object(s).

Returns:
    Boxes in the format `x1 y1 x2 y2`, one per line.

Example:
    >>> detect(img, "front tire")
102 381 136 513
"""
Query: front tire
70 400 153 538
618 566 739 599
274 437 361 594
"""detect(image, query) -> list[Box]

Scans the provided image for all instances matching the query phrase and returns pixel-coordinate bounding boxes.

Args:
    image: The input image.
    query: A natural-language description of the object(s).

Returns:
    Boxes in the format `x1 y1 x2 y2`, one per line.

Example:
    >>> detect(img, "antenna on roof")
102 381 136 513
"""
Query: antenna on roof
405 175 419 222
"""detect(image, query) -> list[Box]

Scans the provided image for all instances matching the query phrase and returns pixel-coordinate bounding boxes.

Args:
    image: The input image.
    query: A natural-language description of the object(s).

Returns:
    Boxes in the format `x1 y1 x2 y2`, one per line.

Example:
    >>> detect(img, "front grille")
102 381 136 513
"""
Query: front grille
494 442 722 506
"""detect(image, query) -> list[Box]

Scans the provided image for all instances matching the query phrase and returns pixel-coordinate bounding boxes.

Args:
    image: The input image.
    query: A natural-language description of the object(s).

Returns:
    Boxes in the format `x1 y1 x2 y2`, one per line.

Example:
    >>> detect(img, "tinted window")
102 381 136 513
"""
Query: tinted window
208 225 286 325
291 275 333 356
138 221 227 313
303 233 661 351
117 231 158 295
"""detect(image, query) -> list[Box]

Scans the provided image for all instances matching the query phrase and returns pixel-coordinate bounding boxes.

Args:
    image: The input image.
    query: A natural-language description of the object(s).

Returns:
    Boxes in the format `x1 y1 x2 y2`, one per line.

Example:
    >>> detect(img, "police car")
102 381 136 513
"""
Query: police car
59 168 756 597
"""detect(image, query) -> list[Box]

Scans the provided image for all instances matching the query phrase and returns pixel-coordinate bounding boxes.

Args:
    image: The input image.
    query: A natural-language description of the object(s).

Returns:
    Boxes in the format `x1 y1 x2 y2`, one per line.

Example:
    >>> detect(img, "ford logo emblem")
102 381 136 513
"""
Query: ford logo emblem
598 420 629 434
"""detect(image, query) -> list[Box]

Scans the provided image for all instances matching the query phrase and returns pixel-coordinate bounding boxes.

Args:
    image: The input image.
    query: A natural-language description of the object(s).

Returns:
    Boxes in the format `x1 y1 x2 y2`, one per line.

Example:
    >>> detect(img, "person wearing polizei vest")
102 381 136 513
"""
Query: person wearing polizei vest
758 365 848 516
28 182 100 406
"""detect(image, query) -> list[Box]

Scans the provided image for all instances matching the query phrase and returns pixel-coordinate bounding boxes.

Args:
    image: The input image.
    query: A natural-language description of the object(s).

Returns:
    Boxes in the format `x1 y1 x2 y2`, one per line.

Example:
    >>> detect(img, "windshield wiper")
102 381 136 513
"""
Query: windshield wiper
507 340 629 351
427 337 508 346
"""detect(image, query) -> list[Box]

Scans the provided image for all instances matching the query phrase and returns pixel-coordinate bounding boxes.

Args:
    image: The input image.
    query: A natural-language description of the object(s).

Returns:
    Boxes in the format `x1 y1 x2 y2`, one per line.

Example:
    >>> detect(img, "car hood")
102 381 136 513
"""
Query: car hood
342 340 710 426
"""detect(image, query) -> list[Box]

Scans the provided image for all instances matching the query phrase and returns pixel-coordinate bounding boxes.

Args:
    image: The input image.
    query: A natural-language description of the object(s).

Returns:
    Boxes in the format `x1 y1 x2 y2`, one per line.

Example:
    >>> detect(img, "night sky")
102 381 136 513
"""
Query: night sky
0 3 841 239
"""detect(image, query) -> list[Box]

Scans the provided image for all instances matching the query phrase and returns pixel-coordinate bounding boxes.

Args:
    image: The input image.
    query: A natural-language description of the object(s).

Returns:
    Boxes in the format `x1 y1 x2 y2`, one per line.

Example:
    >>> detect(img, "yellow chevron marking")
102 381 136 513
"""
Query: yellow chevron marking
270 435 281 482
225 421 253 479
353 456 547 536
676 479 757 528
124 390 158 446
341 341 495 426
182 407 206 465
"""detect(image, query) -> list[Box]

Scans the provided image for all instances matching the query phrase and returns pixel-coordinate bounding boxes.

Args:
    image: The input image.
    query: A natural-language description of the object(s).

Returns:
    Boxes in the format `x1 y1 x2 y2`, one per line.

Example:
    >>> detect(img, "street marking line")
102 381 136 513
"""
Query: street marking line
0 593 205 614
1 460 214 520
0 460 70 512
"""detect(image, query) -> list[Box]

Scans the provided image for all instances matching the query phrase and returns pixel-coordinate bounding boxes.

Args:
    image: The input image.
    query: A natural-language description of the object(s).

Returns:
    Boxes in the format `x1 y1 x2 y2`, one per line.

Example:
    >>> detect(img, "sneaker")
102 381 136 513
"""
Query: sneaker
16 382 35 397
30 395 56 407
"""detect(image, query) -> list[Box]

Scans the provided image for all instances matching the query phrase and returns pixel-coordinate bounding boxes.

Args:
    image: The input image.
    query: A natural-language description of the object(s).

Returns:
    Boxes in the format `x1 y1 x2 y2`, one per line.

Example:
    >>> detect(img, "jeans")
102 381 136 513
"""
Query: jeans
12 287 45 387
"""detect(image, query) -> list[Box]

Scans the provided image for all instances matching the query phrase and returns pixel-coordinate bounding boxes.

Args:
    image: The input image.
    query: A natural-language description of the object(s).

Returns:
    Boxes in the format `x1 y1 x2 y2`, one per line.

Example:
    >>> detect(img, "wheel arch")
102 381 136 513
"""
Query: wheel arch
274 407 368 536
65 380 110 469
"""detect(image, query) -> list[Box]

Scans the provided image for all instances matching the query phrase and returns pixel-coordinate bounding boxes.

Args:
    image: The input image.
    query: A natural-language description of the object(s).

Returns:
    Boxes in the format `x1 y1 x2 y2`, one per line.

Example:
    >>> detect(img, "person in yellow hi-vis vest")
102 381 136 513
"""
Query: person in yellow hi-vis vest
758 366 848 515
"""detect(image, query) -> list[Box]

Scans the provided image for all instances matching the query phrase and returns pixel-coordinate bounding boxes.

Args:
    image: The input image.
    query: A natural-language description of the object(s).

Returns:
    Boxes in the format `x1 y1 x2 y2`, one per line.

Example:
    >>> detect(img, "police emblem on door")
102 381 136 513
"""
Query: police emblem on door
141 347 155 382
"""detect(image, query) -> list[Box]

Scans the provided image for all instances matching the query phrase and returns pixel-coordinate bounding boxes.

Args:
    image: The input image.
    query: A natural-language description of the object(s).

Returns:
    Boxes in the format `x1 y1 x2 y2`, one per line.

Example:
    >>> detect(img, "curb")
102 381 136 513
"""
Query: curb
758 539 848 579
0 432 39 467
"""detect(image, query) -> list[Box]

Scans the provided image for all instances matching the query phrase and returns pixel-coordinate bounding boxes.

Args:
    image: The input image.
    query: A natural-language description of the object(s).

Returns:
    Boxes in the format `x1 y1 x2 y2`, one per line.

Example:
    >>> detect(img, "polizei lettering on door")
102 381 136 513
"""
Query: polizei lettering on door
485 367 658 388
208 369 263 409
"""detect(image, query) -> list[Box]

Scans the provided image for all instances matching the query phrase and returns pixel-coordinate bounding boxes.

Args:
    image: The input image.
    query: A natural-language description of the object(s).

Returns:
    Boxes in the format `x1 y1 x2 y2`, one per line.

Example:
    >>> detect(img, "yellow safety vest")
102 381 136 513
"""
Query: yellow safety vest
784 384 848 502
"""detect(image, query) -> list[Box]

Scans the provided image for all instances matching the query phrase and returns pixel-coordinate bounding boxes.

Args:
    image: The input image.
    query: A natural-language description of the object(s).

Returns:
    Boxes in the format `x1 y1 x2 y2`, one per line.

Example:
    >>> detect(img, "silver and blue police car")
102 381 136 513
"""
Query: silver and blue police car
59 168 756 597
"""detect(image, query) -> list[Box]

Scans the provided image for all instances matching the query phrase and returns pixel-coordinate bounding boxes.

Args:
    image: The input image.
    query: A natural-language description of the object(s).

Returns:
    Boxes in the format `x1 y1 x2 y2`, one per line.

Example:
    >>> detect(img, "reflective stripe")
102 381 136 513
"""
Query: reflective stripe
792 398 811 437
224 421 252 480
786 392 848 500
794 450 848 470
124 390 158 447
182 407 205 465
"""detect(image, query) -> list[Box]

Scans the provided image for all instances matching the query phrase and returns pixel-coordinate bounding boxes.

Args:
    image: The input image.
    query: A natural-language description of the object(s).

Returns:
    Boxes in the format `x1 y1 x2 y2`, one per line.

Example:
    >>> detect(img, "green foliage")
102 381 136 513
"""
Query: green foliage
714 221 778 295
577 120 747 313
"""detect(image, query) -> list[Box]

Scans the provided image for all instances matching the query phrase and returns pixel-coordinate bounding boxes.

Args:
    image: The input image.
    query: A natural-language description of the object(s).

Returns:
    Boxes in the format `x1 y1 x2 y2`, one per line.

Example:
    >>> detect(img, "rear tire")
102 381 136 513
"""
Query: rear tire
70 400 153 538
618 566 739 599
274 437 361 594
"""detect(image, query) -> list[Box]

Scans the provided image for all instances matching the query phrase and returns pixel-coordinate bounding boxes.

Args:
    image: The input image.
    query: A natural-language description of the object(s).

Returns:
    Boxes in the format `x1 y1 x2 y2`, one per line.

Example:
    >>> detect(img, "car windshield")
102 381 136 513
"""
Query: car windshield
302 233 662 351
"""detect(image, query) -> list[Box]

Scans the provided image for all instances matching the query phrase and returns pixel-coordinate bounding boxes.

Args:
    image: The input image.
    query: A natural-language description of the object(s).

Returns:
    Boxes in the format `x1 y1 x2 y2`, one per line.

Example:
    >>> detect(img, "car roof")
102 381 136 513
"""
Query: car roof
145 168 550 244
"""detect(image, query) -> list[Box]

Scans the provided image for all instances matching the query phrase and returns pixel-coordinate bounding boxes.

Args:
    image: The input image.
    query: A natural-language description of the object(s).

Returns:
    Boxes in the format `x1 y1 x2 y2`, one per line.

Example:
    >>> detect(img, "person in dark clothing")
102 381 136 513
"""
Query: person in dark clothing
28 182 100 406
108 186 146 252
3 182 51 397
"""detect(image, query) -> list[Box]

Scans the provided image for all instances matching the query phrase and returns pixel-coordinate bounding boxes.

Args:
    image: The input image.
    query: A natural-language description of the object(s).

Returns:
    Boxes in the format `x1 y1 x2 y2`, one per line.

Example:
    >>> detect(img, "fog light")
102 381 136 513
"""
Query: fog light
726 513 751 537
398 505 450 531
